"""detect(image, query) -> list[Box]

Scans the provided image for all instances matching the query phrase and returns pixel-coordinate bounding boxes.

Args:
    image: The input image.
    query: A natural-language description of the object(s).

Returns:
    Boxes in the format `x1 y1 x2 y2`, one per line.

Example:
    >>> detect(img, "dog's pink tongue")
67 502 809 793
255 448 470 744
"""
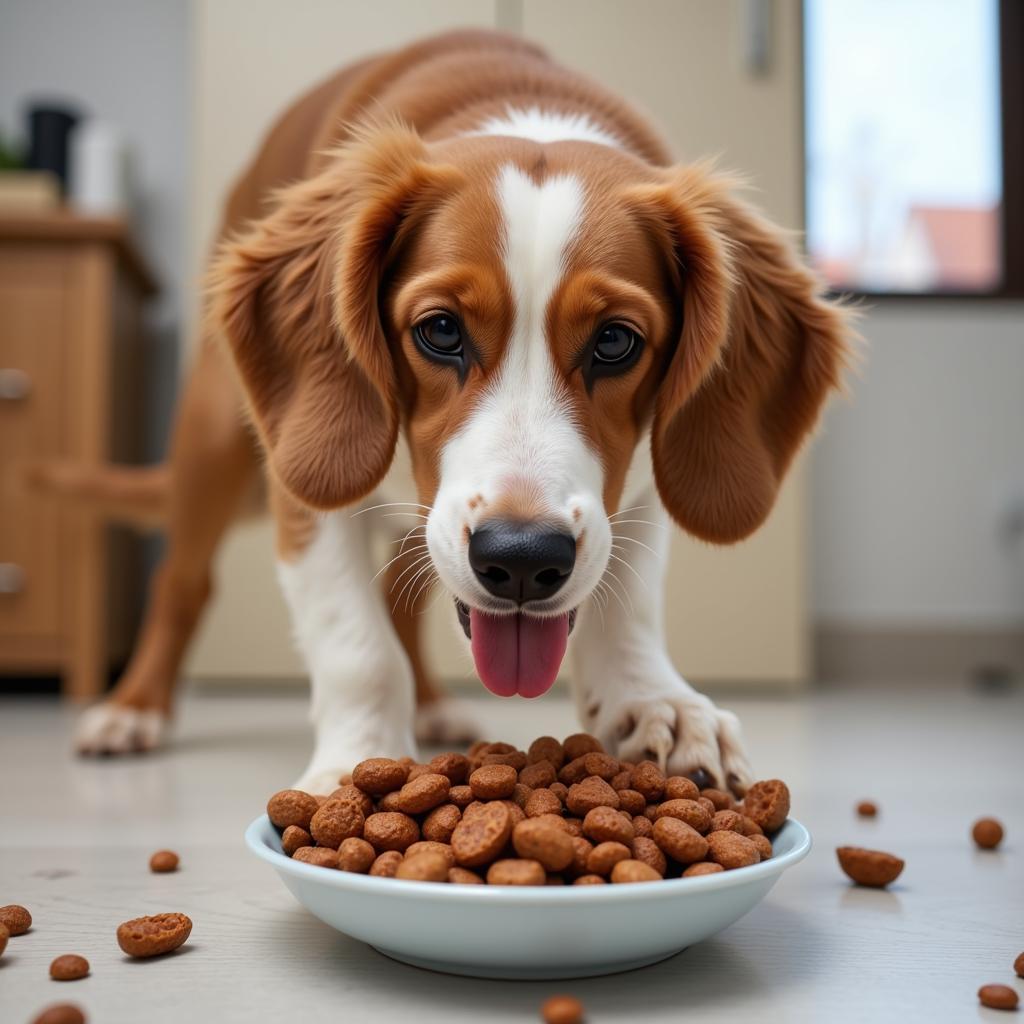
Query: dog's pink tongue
470 611 569 698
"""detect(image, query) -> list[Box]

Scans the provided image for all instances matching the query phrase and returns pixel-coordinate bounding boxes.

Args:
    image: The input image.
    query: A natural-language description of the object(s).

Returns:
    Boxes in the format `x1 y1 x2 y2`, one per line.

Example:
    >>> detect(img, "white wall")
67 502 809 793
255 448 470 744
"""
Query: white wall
811 302 1024 628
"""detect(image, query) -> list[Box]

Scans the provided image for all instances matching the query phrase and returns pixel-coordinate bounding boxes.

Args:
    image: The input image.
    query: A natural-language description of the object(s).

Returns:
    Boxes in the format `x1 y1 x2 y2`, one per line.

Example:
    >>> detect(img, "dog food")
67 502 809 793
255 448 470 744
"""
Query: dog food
0 903 31 935
971 817 1004 850
1015 951 1024 978
541 994 585 1024
836 846 905 888
266 735 788 884
116 912 193 958
31 1005 86 1024
977 984 1019 1011
0 922 7 957
856 800 878 818
50 955 90 981
149 850 179 873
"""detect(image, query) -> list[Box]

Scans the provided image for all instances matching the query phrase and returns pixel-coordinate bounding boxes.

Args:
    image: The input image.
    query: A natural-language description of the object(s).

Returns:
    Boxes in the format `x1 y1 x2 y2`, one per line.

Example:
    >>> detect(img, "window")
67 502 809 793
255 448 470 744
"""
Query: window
804 0 1023 296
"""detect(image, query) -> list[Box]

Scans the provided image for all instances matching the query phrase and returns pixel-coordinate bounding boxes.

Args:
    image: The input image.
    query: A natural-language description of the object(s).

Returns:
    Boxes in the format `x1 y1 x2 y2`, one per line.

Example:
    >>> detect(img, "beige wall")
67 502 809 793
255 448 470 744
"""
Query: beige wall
185 0 812 689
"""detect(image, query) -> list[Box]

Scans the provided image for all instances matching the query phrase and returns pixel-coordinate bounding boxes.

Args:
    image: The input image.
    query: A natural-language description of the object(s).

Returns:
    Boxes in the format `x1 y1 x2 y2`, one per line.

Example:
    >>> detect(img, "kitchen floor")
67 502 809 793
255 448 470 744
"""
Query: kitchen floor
1 682 1021 1023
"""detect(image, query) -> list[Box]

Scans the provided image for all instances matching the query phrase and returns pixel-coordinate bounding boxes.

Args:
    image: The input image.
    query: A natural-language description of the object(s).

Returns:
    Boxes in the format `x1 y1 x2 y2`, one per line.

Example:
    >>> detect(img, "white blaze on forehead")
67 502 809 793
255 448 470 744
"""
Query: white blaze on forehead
473 106 621 149
436 164 602 518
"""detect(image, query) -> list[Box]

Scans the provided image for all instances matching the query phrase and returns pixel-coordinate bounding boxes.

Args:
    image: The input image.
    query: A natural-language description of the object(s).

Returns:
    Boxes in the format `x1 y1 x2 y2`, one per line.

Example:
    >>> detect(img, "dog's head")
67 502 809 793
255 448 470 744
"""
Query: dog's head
211 122 850 697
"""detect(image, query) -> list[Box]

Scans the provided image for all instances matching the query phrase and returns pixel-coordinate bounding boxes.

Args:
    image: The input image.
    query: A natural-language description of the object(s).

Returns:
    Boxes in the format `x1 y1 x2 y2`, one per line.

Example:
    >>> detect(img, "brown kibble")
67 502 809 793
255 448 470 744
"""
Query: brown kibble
395 850 450 882
978 984 1018 1011
449 785 474 808
407 764 432 781
563 732 603 761
469 763 518 800
744 779 790 833
557 756 591 786
396 773 451 814
549 782 569 802
573 874 606 885
352 757 408 795
541 994 585 1024
403 841 455 865
615 789 646 816
682 861 724 877
0 904 32 935
519 759 557 789
0 922 7 956
836 846 905 888
281 825 313 856
427 752 470 784
582 805 635 846
512 783 533 809
972 817 1004 850
310 799 364 848
448 866 485 884
364 811 419 852
49 955 90 981
148 850 179 873
31 1006 86 1024
267 789 319 830
338 837 376 873
369 851 403 877
737 815 764 837
567 836 594 878
116 912 192 958
582 752 619 780
1012 951 1024 978
513 819 575 872
631 836 667 876
293 846 339 868
652 817 709 865
329 783 374 816
502 799 527 826
700 788 733 811
422 803 462 843
750 834 773 860
528 736 565 770
566 776 620 816
486 859 546 885
450 801 512 867
586 841 632 876
377 790 405 812
710 810 744 833
706 830 760 869
664 776 700 801
610 770 632 791
630 761 666 802
697 796 716 816
655 798 713 834
610 859 662 883
526 788 563 818
856 800 878 818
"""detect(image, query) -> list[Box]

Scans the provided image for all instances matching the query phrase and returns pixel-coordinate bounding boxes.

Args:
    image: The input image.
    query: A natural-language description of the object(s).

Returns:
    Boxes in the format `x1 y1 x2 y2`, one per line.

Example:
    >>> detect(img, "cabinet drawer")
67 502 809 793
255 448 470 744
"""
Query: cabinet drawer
0 251 67 641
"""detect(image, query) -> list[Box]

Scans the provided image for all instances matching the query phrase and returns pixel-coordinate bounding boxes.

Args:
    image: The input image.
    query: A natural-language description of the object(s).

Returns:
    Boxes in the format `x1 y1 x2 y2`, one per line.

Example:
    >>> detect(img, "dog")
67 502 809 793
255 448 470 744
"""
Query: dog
67 29 849 794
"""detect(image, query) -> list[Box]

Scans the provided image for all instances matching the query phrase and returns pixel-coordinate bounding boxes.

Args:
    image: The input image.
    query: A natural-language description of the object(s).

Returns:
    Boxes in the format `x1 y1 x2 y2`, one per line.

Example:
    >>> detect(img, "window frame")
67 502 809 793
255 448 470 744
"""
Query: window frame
801 0 1024 301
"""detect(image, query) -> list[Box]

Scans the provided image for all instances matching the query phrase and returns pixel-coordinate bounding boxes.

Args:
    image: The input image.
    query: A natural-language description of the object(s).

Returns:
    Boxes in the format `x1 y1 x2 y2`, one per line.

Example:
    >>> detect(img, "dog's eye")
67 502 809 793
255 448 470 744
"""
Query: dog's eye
414 314 463 358
593 323 640 365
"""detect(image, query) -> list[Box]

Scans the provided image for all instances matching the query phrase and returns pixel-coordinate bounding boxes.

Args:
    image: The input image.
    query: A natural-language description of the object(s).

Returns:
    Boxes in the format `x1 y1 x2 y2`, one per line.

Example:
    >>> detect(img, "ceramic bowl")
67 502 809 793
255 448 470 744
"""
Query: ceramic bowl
246 814 810 979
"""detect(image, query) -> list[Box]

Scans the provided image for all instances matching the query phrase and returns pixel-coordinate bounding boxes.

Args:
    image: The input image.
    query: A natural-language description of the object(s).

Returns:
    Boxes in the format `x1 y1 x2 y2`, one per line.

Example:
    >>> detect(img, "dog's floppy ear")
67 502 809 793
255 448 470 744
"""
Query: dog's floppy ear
209 125 461 509
631 167 852 544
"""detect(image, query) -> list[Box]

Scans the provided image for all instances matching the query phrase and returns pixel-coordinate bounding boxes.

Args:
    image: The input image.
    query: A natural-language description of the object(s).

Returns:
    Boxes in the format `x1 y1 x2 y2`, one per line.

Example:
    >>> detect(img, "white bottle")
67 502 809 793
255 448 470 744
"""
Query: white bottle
69 119 130 216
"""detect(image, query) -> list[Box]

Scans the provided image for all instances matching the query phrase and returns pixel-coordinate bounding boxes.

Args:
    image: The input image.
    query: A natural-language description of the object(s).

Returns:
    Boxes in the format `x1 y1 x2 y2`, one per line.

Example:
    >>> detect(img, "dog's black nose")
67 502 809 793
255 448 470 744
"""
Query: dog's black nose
469 522 576 604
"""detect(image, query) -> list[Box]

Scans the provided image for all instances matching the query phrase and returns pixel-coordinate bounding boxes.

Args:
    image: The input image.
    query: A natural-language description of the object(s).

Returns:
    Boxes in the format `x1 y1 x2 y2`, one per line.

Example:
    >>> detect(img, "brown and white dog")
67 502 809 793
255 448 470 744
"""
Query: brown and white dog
71 29 849 795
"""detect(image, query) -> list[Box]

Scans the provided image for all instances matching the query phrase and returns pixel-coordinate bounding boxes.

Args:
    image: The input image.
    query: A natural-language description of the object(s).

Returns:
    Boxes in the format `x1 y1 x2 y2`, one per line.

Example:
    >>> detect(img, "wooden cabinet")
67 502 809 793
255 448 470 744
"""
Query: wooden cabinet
0 214 155 697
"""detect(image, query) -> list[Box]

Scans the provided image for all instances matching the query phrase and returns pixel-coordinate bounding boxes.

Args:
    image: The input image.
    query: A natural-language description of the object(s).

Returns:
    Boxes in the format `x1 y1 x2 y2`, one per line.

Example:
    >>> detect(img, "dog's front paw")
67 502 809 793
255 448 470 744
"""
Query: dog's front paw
75 702 169 756
414 697 483 748
593 682 753 796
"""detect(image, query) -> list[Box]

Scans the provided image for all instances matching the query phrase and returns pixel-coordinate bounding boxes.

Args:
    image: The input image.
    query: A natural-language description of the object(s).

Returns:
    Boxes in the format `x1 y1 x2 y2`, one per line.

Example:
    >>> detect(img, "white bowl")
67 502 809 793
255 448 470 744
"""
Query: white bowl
245 814 811 979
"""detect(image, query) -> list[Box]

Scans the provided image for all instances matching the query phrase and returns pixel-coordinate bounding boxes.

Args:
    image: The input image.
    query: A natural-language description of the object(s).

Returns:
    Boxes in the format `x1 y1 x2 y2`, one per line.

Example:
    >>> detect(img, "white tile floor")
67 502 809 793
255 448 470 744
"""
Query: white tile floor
1 684 1022 1023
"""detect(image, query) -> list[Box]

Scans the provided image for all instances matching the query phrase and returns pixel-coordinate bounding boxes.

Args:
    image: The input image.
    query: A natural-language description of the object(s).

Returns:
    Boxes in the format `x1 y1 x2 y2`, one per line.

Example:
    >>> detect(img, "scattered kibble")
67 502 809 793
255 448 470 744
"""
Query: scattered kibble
50 955 90 981
855 800 878 818
541 994 585 1024
977 984 1018 1011
149 850 180 873
971 818 1004 850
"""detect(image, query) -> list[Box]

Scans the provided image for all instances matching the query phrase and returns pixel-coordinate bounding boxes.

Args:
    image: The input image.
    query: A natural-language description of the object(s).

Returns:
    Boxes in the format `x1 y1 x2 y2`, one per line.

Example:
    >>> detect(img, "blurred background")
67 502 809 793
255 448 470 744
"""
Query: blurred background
1 0 1022 702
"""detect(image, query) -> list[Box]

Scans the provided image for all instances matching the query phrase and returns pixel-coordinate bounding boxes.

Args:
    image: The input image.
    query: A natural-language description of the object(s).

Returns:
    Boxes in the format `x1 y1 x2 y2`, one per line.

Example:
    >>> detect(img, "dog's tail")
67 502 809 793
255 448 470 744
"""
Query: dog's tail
24 460 171 530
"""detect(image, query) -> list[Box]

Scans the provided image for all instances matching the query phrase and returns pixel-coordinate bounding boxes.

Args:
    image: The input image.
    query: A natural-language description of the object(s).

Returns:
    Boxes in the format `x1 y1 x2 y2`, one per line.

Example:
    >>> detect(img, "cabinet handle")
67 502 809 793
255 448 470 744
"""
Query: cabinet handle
0 563 26 594
0 368 31 401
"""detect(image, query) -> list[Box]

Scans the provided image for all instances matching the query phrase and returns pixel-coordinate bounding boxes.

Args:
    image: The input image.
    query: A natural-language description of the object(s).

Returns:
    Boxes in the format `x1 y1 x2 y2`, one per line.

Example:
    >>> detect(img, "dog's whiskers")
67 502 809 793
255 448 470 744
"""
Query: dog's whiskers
604 518 666 531
395 559 436 613
371 539 429 583
608 550 647 591
607 505 649 519
351 501 432 519
601 566 634 616
387 552 434 594
610 532 659 558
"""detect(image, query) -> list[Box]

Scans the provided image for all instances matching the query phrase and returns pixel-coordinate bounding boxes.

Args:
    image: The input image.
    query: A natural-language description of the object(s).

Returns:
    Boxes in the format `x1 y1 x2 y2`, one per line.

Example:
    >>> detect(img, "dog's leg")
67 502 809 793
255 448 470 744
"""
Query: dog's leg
278 500 417 795
76 340 257 754
569 486 754 796
381 543 482 748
